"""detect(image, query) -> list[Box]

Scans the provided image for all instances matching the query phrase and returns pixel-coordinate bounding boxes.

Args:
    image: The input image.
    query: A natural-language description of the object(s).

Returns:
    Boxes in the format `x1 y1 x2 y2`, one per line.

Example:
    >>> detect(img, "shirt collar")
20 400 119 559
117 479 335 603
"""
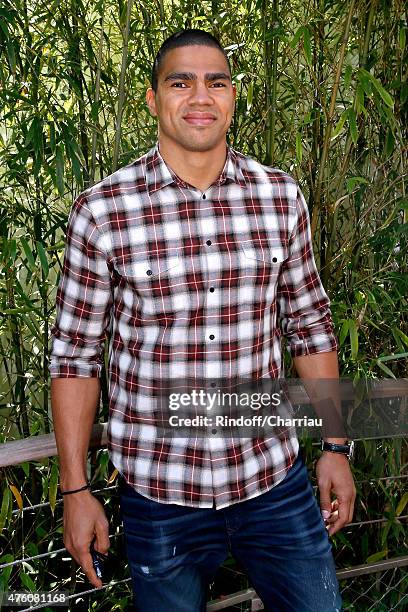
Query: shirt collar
145 141 247 194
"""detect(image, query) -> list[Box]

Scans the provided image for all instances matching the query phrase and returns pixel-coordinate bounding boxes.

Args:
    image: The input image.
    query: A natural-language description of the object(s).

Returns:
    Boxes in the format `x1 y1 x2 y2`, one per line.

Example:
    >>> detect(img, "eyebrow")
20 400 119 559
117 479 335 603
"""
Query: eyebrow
163 72 231 83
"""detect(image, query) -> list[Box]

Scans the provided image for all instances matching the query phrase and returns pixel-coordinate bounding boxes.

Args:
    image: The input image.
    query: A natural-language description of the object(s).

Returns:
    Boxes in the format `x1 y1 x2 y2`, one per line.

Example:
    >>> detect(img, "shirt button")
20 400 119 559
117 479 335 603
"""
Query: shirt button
209 287 215 292
146 269 153 276
211 428 217 434
272 257 278 263
210 382 217 388
209 334 215 340
206 240 212 246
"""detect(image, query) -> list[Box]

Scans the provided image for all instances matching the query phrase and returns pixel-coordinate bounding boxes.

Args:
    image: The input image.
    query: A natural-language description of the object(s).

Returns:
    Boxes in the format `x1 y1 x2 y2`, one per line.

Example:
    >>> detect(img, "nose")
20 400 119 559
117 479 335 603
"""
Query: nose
188 81 214 105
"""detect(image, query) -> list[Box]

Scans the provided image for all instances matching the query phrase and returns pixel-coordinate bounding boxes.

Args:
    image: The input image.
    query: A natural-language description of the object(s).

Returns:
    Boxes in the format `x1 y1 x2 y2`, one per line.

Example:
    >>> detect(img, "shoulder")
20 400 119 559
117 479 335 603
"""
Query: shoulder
81 150 150 205
231 148 299 200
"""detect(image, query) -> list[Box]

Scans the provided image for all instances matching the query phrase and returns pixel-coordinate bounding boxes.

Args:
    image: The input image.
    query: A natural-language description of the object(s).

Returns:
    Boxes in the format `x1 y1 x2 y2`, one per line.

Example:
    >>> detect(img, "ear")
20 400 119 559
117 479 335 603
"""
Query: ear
146 87 158 117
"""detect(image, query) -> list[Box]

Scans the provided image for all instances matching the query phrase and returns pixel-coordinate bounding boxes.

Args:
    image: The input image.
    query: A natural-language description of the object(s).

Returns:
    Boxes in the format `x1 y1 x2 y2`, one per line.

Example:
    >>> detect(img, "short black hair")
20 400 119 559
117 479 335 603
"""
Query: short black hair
151 29 231 92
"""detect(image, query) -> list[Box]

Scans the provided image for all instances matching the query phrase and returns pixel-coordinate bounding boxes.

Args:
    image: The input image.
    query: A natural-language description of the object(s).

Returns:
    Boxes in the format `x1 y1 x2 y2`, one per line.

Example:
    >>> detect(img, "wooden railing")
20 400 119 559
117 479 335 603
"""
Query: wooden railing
1 379 407 467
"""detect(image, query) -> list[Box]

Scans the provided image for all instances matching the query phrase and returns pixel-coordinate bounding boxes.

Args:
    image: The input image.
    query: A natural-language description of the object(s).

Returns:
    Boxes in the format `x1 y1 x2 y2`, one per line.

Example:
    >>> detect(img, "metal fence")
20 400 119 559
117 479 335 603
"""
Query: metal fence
1 413 407 611
1 480 407 611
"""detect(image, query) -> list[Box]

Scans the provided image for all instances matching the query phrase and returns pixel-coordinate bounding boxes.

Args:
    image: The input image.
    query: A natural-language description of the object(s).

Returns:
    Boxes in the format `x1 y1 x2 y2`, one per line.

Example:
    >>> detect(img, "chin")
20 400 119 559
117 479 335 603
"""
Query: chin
179 136 223 153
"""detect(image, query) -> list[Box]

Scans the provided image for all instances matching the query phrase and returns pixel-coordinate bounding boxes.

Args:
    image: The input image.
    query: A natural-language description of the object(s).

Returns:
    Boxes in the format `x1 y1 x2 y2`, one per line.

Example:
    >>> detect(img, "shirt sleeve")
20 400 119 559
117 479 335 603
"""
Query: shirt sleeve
49 194 113 378
276 184 339 358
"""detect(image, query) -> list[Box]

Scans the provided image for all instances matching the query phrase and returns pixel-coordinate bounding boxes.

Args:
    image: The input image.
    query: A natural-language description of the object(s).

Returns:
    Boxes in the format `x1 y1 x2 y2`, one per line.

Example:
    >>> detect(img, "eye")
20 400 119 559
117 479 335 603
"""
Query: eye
211 82 227 87
171 82 187 88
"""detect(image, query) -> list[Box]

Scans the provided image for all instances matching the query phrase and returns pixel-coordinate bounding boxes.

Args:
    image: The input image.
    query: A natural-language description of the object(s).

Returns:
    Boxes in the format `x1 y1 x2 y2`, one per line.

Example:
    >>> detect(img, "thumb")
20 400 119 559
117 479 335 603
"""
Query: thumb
319 482 332 520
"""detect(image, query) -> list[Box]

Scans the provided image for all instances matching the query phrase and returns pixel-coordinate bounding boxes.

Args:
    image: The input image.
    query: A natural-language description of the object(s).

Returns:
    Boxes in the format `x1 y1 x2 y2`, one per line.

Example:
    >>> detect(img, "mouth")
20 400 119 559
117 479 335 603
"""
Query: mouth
182 113 217 126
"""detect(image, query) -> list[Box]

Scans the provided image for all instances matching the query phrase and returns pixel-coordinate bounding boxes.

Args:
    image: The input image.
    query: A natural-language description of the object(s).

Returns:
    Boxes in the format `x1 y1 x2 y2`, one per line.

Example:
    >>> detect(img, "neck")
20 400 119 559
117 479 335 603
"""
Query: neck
157 137 228 192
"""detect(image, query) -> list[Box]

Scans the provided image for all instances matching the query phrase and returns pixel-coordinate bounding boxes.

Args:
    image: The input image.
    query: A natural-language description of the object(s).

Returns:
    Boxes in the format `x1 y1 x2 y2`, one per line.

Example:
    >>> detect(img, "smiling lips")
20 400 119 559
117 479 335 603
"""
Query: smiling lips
183 113 217 126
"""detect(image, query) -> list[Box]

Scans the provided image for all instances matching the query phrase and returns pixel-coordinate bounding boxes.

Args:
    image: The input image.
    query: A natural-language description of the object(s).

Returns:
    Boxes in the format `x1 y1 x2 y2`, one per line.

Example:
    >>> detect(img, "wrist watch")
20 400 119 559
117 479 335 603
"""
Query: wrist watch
321 439 355 461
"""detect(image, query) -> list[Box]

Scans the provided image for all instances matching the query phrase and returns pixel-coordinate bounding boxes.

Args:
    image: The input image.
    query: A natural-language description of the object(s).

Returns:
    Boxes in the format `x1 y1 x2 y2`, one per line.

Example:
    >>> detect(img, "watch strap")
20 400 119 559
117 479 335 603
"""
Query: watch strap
321 440 354 460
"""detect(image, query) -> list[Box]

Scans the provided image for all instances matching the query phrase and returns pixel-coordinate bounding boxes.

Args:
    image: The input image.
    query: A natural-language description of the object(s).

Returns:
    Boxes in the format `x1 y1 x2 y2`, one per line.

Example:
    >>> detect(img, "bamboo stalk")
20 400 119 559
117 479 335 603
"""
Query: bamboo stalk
70 2 90 187
311 0 356 239
90 4 105 186
323 0 378 286
112 0 134 172
6 268 29 439
264 0 279 166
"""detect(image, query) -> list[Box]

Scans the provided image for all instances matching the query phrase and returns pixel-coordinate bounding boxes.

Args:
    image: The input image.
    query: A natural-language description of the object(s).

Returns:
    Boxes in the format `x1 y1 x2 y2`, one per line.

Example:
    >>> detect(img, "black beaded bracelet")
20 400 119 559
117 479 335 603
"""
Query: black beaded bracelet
60 482 91 496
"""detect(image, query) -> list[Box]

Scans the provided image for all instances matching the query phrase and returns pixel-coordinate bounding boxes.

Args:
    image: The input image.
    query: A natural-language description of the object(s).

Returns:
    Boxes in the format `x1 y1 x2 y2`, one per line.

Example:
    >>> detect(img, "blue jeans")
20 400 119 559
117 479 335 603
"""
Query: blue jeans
119 453 342 611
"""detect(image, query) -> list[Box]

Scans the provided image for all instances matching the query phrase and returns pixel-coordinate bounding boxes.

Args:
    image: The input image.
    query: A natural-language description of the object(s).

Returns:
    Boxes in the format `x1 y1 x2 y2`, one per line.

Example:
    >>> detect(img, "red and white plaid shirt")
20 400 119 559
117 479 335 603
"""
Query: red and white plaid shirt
49 142 338 508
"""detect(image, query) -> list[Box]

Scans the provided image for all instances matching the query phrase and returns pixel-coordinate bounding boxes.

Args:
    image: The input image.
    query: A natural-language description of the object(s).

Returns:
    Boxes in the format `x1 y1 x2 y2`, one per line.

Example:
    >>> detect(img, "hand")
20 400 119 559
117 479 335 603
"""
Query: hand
316 452 356 536
63 491 110 588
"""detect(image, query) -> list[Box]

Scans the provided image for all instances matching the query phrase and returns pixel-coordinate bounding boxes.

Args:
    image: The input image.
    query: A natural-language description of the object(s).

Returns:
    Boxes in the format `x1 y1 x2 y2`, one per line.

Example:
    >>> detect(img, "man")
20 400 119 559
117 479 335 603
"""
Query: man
50 29 356 611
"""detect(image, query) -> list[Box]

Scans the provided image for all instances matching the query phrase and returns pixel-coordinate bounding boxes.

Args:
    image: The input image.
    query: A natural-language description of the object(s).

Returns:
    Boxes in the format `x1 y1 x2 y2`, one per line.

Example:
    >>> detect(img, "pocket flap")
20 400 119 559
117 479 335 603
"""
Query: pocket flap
241 240 288 264
116 251 181 279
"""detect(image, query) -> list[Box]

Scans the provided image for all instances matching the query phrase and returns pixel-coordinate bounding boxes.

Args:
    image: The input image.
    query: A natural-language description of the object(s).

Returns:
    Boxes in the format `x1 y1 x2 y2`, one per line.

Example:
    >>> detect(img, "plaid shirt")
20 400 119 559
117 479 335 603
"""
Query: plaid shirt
49 142 338 509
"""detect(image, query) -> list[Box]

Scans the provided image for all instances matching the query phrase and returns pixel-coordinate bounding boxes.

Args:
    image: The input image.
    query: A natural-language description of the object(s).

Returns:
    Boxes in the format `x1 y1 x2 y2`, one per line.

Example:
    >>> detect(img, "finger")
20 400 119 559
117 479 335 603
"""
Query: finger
318 478 332 521
78 549 103 589
328 500 350 536
326 510 339 525
94 519 110 556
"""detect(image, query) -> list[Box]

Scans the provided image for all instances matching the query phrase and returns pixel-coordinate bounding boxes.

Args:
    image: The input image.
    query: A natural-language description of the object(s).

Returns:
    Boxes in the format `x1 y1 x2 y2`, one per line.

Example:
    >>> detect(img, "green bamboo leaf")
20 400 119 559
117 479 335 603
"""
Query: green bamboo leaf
344 64 353 89
303 26 311 65
376 360 396 378
6 38 16 74
14 279 43 317
49 461 59 514
49 122 56 153
20 571 36 592
359 72 372 97
349 320 358 360
399 26 406 51
355 83 365 115
55 143 65 196
370 77 394 108
346 176 368 194
366 550 388 564
384 129 394 157
339 320 349 345
20 313 40 338
331 111 347 139
8 238 17 262
290 26 303 49
0 488 11 531
0 554 14 588
401 82 408 105
91 100 100 123
36 241 49 278
377 351 408 362
246 81 253 111
393 328 408 348
20 237 35 269
65 140 83 185
396 492 408 516
347 108 358 144
295 132 302 163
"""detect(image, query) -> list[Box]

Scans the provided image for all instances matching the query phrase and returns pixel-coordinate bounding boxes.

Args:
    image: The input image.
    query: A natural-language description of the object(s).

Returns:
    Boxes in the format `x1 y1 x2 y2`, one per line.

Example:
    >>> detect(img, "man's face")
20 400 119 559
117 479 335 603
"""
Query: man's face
146 45 236 153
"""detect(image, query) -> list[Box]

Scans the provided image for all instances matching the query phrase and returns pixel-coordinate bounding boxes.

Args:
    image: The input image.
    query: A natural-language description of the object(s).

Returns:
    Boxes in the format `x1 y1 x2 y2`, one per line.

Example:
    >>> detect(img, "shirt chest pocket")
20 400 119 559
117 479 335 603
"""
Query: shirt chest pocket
240 240 288 267
119 252 181 279
114 251 182 304
239 240 288 302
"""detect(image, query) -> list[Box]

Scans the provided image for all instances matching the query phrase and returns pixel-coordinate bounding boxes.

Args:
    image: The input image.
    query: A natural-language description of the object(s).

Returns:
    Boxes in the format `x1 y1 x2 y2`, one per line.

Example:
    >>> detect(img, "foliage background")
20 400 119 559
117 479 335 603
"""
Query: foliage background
0 0 407 609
